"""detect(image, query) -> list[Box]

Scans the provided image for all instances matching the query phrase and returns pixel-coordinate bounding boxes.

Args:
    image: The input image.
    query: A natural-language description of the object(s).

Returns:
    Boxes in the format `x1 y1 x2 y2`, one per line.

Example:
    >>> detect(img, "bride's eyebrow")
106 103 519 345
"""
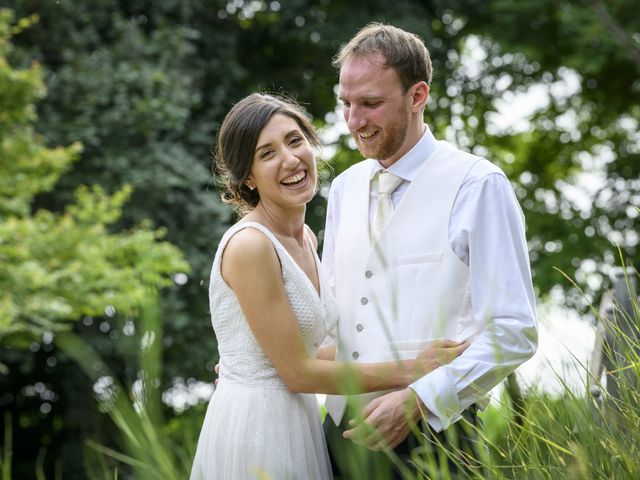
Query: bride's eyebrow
284 129 303 140
255 142 272 154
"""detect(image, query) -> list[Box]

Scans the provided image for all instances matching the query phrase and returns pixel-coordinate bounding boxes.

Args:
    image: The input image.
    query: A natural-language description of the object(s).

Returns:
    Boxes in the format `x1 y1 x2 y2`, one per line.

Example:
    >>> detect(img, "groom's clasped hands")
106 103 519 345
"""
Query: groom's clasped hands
343 339 469 451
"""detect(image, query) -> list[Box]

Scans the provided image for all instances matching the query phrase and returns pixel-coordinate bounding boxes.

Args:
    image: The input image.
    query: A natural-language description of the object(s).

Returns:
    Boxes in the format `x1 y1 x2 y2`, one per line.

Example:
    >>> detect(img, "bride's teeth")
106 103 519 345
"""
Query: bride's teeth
282 171 305 185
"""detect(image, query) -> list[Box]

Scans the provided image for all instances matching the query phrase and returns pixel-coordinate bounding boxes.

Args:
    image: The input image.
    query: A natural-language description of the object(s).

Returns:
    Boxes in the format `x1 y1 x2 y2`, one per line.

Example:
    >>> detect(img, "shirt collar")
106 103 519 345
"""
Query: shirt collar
369 125 437 181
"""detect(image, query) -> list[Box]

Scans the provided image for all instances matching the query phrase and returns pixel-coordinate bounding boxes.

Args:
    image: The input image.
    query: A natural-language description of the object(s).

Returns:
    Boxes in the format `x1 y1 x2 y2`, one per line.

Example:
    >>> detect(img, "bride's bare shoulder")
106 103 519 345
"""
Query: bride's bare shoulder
221 226 279 282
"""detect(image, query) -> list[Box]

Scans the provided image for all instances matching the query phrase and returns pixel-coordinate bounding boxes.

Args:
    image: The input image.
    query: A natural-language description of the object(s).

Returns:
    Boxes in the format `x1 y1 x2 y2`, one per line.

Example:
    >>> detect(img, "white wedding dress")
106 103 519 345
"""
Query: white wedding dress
190 222 337 480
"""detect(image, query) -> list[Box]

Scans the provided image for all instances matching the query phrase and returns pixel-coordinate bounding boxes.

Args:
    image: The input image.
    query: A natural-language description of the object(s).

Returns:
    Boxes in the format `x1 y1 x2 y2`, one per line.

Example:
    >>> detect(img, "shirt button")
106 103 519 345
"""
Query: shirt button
356 324 364 332
352 351 360 360
360 297 368 305
365 270 373 278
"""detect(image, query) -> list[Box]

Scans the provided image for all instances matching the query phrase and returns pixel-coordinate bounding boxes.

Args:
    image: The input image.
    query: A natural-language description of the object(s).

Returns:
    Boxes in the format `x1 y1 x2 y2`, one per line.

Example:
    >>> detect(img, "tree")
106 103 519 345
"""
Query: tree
446 0 639 302
0 9 188 477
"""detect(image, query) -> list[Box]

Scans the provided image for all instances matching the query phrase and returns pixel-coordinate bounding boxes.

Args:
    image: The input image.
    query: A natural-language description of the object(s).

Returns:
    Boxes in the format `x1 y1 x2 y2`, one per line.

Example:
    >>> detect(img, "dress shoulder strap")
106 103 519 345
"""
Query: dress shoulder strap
213 221 287 268
303 223 318 251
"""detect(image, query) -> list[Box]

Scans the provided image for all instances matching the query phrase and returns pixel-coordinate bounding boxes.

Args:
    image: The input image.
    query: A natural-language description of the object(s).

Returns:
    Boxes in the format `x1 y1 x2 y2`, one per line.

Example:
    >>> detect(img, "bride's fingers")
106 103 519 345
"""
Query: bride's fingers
436 348 456 364
434 346 467 363
214 363 220 386
429 339 458 349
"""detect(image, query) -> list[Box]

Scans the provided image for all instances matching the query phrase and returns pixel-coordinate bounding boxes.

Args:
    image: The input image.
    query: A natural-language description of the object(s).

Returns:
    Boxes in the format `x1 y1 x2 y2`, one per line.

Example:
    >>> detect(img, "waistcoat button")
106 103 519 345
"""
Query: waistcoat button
356 324 364 332
360 297 368 305
352 351 360 360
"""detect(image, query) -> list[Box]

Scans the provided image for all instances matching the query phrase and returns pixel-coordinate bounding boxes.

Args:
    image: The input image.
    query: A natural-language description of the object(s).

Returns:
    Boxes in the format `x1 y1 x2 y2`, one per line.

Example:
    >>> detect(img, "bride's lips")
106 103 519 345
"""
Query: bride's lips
281 170 308 187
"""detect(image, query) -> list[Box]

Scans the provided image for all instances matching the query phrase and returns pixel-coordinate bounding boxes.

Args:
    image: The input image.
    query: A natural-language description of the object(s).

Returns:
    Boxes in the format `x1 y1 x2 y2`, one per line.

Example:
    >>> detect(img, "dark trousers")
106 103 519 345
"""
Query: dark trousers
324 405 486 480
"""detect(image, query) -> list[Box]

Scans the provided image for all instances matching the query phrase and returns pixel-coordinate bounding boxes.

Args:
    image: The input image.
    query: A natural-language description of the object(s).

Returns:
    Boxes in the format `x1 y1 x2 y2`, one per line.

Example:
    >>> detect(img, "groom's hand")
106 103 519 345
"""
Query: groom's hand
343 388 423 451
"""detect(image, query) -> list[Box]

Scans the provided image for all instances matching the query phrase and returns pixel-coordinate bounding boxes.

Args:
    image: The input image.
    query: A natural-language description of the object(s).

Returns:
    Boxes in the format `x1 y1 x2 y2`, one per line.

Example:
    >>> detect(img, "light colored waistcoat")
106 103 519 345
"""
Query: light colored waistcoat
326 141 481 424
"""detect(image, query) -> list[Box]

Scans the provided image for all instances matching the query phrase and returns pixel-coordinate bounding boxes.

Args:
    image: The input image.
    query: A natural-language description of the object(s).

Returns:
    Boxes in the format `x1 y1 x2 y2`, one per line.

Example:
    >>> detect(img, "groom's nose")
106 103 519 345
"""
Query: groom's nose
346 106 367 131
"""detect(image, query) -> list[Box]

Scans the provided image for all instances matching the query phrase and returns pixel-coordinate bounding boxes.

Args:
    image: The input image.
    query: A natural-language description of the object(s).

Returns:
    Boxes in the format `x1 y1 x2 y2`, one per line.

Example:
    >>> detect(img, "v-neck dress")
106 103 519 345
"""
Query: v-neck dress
190 222 338 480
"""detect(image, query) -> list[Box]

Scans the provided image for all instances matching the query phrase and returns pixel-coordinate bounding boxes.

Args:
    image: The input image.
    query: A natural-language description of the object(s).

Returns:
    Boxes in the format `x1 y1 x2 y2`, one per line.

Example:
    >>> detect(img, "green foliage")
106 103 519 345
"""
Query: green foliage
0 8 189 347
1 183 188 342
453 0 639 300
6 0 233 383
1 412 12 480
475 382 640 479
0 10 69 219
0 11 190 476
55 297 193 479
0 0 638 477
438 269 639 479
0 12 41 137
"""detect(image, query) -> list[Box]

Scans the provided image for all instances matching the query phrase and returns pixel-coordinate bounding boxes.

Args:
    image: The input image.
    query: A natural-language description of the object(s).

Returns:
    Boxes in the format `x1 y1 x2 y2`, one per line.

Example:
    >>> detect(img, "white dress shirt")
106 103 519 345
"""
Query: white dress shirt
322 126 538 430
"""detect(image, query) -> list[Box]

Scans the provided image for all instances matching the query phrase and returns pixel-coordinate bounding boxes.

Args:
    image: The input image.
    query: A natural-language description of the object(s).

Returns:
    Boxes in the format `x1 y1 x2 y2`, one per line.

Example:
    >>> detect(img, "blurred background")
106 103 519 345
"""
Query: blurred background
1 0 638 478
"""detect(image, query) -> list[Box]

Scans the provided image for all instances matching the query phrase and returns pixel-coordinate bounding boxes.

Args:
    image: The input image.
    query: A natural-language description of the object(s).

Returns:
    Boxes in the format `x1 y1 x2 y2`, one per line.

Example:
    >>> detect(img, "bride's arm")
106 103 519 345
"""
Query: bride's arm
222 228 466 395
315 345 336 361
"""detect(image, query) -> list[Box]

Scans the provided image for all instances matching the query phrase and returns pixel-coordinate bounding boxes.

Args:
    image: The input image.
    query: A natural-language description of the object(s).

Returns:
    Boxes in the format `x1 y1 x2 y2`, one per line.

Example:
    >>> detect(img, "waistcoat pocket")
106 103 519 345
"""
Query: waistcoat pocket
393 251 443 266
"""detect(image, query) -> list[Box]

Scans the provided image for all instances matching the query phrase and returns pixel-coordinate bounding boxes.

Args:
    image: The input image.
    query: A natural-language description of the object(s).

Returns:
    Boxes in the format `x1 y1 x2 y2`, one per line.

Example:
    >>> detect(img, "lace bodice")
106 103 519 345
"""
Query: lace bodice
210 222 338 388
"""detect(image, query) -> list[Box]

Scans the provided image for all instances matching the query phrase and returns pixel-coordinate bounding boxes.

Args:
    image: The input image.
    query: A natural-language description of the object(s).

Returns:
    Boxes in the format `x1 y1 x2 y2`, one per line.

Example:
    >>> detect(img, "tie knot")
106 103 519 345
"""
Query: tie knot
377 170 403 195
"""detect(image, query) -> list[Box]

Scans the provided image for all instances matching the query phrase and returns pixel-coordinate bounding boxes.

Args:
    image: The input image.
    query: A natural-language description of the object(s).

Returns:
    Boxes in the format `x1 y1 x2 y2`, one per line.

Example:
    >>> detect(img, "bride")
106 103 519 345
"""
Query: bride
189 93 467 480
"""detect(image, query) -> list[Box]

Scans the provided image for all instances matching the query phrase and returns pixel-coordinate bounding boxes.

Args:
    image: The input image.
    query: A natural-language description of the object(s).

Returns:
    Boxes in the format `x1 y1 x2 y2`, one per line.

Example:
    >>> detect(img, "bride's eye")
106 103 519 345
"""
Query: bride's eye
259 149 274 159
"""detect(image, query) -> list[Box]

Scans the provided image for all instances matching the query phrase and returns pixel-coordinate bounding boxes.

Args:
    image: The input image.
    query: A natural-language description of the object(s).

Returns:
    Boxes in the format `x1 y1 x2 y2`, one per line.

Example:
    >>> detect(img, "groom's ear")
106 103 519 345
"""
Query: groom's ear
410 82 429 112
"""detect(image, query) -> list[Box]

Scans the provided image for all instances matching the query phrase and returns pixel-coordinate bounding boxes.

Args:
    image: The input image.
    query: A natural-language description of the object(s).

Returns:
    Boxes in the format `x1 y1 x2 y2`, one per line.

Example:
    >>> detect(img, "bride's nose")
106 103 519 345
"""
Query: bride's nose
282 146 301 167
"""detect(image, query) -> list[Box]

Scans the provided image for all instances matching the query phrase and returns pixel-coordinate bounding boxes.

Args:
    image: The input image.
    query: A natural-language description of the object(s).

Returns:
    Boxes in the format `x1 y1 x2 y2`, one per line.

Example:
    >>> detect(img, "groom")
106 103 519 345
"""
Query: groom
321 23 538 478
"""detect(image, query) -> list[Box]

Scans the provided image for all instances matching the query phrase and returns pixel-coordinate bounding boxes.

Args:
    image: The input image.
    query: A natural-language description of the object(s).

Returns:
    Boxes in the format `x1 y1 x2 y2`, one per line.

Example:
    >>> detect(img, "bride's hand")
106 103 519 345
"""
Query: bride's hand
415 339 469 375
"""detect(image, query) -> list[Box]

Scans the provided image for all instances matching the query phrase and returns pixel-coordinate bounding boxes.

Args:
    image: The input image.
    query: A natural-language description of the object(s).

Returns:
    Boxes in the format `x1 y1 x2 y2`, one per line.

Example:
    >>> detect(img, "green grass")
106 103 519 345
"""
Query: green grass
54 294 194 479
2 272 638 479
423 264 640 480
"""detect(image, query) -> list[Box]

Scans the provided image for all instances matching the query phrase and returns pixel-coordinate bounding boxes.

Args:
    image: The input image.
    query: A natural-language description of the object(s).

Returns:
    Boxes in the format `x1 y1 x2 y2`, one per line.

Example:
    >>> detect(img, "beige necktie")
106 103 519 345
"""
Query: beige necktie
370 170 403 244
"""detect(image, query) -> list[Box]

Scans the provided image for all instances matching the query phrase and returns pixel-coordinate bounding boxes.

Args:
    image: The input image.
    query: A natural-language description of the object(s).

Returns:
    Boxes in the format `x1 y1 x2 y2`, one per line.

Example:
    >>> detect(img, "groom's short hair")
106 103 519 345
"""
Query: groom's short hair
332 23 433 92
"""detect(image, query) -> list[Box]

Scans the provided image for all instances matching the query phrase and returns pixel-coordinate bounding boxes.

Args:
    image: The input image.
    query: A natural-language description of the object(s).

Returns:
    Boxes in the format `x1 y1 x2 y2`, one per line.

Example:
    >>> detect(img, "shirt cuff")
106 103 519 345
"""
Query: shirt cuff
409 367 462 432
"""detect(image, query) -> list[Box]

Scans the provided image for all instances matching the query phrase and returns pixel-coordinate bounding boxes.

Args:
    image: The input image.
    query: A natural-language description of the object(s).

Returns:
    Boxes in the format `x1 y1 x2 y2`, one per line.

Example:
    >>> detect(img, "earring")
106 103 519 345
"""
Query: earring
245 181 255 191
